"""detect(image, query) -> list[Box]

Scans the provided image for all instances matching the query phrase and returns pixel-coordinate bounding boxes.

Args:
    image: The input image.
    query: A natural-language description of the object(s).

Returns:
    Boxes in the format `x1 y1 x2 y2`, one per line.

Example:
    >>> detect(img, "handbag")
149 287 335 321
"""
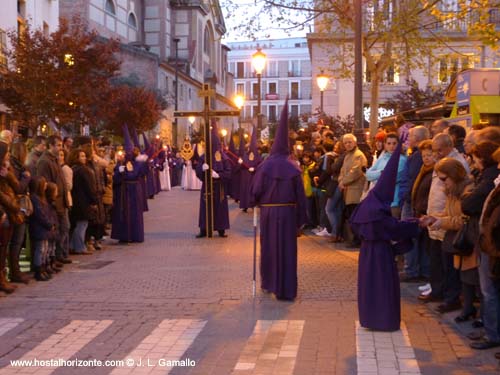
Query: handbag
18 194 33 217
452 215 475 257
442 230 459 254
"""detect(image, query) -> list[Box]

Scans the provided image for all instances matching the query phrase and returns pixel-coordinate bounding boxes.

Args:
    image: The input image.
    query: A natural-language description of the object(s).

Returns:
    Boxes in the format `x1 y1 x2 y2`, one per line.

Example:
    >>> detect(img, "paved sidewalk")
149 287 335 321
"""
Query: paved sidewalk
0 187 498 374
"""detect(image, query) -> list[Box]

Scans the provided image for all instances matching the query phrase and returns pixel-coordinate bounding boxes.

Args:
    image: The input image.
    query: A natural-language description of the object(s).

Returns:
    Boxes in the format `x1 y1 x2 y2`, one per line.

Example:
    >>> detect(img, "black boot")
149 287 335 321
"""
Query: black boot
195 230 207 238
50 257 61 273
0 246 16 294
34 266 48 281
8 248 30 284
41 265 52 279
218 230 228 238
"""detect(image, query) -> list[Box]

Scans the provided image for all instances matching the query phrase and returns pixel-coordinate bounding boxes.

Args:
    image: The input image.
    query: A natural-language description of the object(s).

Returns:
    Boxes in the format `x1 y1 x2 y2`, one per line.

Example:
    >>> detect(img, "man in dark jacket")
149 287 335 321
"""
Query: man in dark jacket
36 135 71 264
26 136 46 175
399 126 429 282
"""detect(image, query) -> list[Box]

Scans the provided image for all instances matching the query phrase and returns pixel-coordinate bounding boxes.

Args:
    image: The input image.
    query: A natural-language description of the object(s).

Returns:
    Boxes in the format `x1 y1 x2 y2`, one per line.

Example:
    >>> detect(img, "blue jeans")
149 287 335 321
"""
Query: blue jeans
325 187 344 237
313 188 330 231
71 221 88 253
305 197 315 227
56 209 70 259
33 240 48 267
404 228 431 278
478 254 500 342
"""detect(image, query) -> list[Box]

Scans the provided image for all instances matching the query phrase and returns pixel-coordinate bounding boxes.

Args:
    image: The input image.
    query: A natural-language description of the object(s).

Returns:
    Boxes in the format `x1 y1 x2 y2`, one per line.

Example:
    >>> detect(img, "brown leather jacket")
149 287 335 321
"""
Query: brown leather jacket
0 171 22 225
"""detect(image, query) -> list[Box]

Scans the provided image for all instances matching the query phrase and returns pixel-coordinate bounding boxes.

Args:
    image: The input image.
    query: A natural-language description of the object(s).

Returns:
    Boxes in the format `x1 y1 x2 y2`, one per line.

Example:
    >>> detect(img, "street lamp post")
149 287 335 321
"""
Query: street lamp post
173 38 180 146
316 70 329 114
354 0 363 132
234 94 245 131
252 48 266 138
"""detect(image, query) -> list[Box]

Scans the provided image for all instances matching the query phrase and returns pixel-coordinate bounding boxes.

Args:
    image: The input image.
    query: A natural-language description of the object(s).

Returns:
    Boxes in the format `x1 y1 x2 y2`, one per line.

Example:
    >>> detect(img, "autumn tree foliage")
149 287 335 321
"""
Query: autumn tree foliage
0 16 120 132
103 85 162 134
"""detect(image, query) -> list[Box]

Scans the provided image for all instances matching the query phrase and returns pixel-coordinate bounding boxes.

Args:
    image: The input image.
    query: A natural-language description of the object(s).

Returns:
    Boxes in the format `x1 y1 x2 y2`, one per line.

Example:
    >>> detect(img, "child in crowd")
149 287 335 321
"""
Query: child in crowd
301 151 316 228
29 177 55 281
45 182 60 275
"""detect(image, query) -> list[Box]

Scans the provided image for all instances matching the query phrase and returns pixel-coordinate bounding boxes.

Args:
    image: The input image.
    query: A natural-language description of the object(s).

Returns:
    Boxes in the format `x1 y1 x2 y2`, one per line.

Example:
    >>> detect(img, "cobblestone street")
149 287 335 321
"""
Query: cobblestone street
0 188 498 374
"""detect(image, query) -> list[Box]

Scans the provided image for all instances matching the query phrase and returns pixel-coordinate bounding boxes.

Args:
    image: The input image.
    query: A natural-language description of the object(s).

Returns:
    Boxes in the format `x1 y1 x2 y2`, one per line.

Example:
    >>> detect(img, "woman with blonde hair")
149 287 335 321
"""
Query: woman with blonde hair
424 158 474 316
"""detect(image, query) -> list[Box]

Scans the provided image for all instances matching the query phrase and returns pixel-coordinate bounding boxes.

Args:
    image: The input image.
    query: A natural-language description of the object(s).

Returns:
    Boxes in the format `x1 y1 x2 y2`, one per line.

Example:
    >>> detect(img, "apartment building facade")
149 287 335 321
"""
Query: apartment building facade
227 38 312 129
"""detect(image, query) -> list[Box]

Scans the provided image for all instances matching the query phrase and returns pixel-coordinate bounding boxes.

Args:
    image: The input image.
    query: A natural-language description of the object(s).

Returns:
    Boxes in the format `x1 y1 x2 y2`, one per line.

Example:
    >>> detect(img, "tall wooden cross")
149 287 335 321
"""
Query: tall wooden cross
174 83 240 238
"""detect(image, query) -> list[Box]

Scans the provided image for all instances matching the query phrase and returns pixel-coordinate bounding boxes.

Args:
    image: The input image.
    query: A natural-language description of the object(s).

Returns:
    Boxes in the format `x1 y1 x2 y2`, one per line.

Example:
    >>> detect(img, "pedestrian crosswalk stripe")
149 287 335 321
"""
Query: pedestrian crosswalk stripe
109 319 206 374
233 320 305 373
0 319 112 374
0 319 24 337
356 321 421 374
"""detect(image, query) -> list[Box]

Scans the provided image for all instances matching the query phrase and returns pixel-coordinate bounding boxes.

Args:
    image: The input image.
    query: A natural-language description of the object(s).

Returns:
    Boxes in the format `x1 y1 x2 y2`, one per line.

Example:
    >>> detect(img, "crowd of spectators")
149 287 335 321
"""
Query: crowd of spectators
291 120 500 353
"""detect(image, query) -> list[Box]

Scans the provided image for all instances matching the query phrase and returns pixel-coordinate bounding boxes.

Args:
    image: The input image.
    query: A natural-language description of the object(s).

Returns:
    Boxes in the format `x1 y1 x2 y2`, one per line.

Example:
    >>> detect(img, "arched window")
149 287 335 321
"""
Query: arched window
203 25 211 55
128 13 137 28
105 0 116 15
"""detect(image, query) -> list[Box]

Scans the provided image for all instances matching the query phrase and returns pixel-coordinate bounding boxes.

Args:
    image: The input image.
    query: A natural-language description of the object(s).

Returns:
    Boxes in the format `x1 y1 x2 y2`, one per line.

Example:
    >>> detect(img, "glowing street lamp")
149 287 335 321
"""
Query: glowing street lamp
316 70 329 113
233 94 245 130
252 48 266 136
234 94 245 110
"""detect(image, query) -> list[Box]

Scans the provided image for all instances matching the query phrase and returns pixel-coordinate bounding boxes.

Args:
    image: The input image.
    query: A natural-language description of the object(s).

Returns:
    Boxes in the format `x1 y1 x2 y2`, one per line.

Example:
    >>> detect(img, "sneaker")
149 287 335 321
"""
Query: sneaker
316 228 331 237
418 283 431 292
311 227 323 234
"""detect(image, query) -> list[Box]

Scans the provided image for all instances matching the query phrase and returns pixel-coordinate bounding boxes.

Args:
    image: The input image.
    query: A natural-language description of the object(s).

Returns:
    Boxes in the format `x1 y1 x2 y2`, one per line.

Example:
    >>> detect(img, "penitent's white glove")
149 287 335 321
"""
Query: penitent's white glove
249 167 255 172
202 163 209 171
119 165 125 173
211 170 220 179
238 158 243 164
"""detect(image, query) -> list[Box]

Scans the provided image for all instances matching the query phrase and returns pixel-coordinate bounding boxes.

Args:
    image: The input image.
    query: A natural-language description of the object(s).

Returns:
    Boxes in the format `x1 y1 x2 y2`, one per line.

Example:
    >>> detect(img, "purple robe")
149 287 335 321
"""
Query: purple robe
250 155 307 300
146 161 155 198
139 171 149 211
111 160 145 242
353 216 419 331
239 149 262 210
196 155 231 231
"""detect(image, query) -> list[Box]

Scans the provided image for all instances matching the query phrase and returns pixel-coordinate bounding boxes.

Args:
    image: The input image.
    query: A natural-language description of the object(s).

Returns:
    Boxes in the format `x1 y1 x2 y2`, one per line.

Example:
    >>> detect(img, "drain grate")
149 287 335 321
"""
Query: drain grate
78 260 114 270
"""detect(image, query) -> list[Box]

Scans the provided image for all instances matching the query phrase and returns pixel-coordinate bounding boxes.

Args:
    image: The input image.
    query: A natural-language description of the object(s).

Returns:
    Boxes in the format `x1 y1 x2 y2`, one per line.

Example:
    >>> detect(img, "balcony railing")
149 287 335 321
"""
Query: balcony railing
433 13 468 32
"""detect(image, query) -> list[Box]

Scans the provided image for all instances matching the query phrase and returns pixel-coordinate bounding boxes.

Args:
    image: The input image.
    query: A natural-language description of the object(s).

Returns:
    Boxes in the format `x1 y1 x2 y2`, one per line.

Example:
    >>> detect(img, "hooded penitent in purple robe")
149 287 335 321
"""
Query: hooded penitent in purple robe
250 100 307 300
130 126 149 211
350 140 419 331
196 122 231 236
111 124 145 242
230 130 245 201
141 132 156 199
239 126 262 210
226 132 238 198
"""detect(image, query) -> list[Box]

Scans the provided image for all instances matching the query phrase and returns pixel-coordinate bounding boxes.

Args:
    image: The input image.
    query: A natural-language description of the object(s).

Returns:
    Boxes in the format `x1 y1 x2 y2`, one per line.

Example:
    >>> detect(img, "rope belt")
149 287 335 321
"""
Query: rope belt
260 203 296 207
